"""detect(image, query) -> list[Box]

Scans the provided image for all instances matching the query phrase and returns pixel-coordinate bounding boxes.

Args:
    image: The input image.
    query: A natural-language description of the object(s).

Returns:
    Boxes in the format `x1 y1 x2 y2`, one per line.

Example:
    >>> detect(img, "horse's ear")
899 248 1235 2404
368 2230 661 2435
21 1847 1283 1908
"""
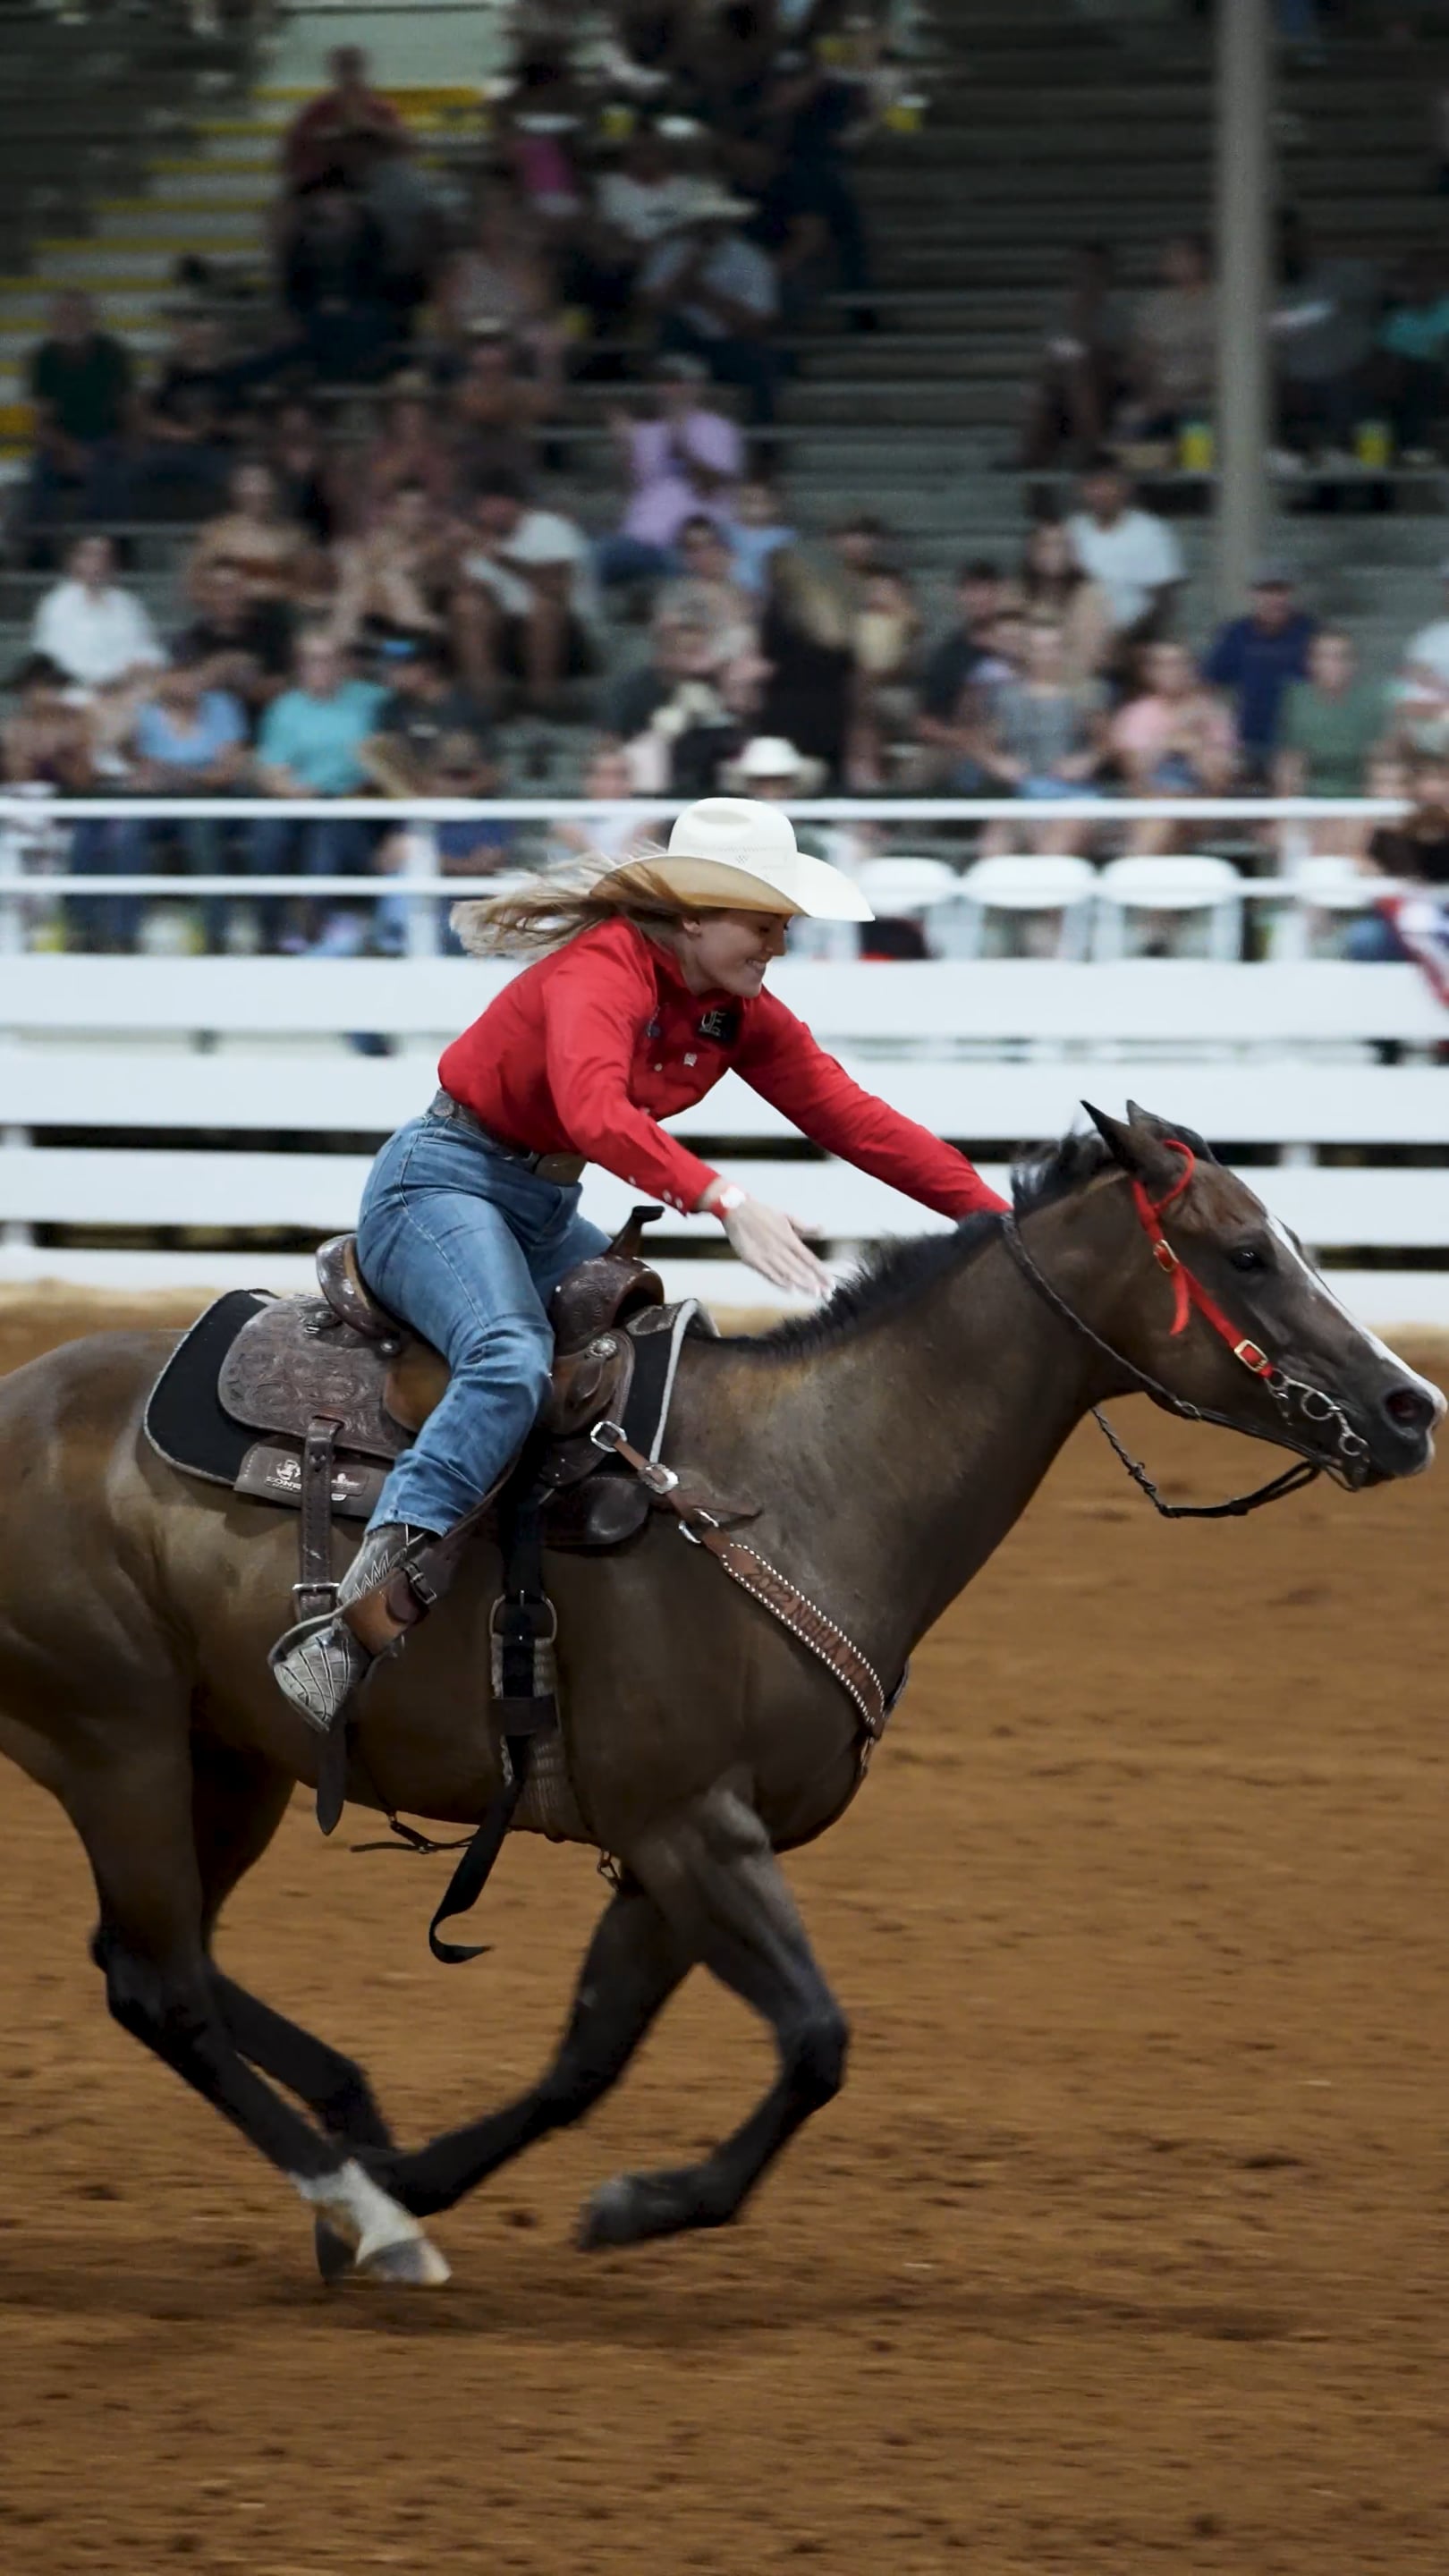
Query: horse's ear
1082 1101 1136 1169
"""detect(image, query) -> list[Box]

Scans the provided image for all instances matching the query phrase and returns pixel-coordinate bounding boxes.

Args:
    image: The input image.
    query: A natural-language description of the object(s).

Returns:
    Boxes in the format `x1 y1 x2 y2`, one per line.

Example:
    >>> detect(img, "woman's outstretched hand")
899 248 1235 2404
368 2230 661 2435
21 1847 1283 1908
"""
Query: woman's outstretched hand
698 1182 833 1301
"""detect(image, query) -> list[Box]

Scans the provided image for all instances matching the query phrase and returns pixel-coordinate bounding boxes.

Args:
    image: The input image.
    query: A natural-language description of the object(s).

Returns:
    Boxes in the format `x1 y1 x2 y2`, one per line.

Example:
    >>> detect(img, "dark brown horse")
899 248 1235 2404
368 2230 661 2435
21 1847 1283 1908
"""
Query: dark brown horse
0 1104 1439 2287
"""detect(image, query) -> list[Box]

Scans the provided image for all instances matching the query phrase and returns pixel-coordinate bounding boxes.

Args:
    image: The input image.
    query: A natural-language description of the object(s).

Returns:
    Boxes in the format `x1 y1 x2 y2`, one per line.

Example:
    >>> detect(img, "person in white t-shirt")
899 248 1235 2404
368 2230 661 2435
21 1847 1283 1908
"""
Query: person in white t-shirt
30 532 165 695
1065 459 1184 647
453 470 600 711
1394 559 1449 752
640 184 782 426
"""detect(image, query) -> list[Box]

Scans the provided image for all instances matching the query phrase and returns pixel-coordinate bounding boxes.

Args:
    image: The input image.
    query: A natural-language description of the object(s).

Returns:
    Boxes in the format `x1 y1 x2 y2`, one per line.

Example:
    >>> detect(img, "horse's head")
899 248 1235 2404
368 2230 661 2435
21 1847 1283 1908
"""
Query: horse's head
1063 1100 1444 1488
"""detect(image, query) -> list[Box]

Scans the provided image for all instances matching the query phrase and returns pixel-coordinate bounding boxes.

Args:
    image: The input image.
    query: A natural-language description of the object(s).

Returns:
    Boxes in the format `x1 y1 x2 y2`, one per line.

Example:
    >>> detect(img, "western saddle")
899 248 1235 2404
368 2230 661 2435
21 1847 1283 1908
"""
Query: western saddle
213 1204 711 1555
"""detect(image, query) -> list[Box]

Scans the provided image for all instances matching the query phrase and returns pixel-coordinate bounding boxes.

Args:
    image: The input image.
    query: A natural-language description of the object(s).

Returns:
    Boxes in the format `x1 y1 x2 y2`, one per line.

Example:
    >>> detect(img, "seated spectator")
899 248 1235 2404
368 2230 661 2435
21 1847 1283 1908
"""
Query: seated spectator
599 355 744 588
89 647 250 952
1111 640 1238 852
452 326 557 493
451 471 599 711
1275 629 1389 814
282 177 395 386
361 634 492 793
329 482 452 655
1020 244 1131 470
1368 248 1449 460
175 560 294 733
640 182 782 428
30 533 165 695
376 729 512 956
267 398 341 547
555 741 660 860
1271 208 1377 462
188 458 318 611
1066 459 1183 655
580 125 697 324
23 291 134 536
915 558 1015 786
358 374 458 522
606 603 748 794
1392 561 1449 750
976 614 1109 853
1347 754 1449 961
2 653 95 789
604 600 726 739
440 174 562 359
1017 518 1114 682
1202 567 1315 781
281 47 405 199
726 472 794 596
1123 233 1216 448
657 513 758 657
133 310 236 513
252 629 386 942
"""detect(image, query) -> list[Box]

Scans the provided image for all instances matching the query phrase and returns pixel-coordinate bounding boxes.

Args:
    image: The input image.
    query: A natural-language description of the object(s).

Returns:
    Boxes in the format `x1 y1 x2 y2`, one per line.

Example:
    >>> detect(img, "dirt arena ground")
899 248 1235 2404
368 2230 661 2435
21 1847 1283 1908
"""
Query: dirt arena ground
1 1289 1446 2575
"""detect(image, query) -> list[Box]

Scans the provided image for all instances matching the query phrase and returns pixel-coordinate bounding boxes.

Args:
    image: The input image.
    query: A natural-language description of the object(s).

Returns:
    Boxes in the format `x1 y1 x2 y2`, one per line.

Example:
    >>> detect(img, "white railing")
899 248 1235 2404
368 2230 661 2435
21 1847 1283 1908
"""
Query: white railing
2 798 1445 1323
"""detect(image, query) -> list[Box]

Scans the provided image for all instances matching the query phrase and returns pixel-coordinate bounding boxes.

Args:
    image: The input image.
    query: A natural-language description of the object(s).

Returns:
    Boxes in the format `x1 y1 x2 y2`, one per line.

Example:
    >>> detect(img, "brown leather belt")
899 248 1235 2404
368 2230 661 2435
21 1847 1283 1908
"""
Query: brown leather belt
427 1089 586 1185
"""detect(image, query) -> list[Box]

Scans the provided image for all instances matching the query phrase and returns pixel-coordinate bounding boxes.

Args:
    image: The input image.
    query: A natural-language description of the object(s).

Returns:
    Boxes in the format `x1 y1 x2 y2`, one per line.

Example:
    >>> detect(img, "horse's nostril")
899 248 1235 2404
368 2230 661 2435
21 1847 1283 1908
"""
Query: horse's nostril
1383 1385 1437 1437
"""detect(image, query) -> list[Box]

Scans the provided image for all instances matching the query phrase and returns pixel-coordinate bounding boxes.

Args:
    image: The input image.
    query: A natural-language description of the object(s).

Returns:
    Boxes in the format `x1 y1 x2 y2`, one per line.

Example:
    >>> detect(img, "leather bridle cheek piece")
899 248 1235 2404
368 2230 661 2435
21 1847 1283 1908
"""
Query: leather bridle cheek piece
1003 1137 1372 1521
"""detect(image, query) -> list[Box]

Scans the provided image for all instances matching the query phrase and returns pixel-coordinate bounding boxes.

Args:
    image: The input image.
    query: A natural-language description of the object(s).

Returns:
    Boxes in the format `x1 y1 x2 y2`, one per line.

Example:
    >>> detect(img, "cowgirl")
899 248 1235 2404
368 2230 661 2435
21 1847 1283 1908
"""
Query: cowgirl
272 796 1006 1730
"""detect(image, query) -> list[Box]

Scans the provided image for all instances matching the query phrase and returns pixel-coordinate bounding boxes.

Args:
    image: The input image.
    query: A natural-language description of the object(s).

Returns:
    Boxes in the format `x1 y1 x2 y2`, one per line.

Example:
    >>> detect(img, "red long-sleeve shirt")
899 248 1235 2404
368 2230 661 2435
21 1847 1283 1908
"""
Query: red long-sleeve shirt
437 918 1007 1221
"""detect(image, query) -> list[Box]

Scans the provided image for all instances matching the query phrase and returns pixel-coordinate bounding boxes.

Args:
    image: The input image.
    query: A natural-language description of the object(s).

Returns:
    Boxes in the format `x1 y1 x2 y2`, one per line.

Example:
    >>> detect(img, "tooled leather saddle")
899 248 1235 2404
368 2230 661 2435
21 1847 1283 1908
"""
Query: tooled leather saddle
144 1204 721 1563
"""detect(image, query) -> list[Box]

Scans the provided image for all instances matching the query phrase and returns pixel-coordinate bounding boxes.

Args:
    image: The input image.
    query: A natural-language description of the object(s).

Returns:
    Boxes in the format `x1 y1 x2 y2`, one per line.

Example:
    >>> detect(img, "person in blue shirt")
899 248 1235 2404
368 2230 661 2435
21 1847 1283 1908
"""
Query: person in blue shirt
1201 568 1316 782
80 647 248 951
252 627 386 947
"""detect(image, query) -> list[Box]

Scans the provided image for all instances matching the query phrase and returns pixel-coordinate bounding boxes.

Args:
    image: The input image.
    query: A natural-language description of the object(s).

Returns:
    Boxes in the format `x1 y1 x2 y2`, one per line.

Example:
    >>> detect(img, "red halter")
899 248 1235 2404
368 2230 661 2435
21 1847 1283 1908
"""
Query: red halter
1129 1140 1274 1379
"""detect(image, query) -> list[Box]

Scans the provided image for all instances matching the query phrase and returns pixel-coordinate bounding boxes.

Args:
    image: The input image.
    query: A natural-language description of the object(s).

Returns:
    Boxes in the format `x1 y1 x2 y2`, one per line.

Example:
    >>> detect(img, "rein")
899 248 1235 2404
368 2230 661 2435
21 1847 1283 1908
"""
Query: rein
1002 1138 1370 1521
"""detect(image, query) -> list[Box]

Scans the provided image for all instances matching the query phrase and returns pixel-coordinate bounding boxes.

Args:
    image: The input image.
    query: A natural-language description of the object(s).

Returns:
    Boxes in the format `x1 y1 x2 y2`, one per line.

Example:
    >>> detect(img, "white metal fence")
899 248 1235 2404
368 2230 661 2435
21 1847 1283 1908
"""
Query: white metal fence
2 797 1445 1323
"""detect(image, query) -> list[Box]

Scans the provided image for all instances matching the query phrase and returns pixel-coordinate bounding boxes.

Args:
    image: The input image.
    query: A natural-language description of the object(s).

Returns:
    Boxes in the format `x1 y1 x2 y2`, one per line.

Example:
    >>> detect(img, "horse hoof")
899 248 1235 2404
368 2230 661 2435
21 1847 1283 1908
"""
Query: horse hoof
578 2174 645 2250
314 2218 353 2285
357 2233 451 2288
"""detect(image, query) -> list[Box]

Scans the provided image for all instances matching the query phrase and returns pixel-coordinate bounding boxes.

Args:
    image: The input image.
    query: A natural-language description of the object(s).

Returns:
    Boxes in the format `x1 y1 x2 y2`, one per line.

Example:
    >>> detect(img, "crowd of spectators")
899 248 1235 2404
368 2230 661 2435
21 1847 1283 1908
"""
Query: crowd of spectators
1021 214 1449 476
4 32 1447 962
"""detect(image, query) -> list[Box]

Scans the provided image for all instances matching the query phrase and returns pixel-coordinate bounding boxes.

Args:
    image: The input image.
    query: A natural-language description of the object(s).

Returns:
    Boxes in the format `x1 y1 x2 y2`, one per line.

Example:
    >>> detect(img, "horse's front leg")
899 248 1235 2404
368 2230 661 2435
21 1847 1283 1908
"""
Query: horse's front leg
580 1784 848 2250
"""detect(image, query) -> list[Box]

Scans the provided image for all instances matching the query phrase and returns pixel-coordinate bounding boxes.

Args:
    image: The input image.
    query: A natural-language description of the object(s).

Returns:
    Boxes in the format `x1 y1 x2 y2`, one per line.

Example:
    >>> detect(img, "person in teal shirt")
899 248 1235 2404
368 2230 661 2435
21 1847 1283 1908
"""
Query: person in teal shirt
1372 252 1449 456
251 629 386 944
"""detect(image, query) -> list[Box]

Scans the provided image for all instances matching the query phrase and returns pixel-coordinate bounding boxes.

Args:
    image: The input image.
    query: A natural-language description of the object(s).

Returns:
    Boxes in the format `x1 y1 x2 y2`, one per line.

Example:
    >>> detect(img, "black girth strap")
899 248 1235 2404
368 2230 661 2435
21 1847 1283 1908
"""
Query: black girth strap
426 1487 560 1965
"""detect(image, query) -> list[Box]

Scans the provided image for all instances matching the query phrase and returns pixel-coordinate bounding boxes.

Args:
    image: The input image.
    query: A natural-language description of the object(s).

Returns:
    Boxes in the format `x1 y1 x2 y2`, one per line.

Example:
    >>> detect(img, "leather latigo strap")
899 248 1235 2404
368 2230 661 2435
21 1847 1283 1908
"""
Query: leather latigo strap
591 1423 889 1758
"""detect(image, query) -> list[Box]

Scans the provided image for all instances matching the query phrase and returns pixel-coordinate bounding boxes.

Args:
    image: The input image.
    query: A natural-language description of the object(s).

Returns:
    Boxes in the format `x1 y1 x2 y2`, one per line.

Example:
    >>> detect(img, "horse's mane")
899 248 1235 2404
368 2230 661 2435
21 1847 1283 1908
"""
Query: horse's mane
733 1115 1216 1363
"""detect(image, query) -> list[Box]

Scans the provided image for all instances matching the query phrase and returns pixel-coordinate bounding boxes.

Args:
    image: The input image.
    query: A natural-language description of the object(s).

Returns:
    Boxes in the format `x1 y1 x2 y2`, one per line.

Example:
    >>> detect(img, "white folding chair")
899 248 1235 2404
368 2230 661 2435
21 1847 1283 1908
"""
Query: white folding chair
1274 853 1377 960
853 857 967 959
1091 854 1244 960
949 853 1098 960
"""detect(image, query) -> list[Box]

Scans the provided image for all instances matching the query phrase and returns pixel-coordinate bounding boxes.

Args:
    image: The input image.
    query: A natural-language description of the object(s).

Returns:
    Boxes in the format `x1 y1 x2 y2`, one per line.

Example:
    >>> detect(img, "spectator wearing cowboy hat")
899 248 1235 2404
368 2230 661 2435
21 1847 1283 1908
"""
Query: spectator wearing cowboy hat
640 179 783 428
723 734 868 961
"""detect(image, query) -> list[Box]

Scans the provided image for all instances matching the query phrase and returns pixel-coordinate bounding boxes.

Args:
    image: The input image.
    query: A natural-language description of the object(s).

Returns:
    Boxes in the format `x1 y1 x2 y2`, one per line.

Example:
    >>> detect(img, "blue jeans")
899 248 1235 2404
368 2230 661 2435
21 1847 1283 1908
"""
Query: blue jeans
356 1100 610 1535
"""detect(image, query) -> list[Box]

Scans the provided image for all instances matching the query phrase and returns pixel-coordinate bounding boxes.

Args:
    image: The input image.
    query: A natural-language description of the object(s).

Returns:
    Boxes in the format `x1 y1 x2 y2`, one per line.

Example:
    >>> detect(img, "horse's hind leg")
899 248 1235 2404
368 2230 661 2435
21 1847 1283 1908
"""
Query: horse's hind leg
579 1787 848 2250
372 1877 689 2220
73 1726 445 2284
192 1740 395 2154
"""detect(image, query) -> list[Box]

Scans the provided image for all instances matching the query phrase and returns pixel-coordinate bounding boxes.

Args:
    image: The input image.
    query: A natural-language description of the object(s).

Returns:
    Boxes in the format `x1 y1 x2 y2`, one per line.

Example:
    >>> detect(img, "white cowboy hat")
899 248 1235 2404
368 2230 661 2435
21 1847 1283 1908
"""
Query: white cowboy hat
597 797 874 921
720 734 827 797
670 180 755 227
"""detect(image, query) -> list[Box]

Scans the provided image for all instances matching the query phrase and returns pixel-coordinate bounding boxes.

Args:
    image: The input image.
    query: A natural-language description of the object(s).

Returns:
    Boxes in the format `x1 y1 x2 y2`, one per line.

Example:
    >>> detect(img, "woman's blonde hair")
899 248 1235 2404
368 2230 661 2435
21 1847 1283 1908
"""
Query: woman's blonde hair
450 850 682 959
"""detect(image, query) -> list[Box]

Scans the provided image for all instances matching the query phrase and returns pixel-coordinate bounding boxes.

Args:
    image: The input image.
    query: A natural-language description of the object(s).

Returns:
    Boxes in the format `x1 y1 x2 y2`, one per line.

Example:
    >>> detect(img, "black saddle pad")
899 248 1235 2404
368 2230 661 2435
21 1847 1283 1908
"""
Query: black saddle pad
145 1290 273 1488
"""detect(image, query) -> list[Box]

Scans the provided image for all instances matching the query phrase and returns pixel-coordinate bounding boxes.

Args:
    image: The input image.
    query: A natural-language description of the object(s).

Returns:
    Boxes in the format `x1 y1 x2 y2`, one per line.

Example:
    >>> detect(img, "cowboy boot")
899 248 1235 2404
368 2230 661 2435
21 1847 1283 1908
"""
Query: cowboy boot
268 1521 436 1734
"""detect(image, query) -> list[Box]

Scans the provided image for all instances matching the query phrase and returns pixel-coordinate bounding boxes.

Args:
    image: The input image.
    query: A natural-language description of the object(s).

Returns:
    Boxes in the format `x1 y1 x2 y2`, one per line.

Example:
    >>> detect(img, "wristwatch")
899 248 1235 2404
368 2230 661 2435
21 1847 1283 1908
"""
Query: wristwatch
709 1182 747 1216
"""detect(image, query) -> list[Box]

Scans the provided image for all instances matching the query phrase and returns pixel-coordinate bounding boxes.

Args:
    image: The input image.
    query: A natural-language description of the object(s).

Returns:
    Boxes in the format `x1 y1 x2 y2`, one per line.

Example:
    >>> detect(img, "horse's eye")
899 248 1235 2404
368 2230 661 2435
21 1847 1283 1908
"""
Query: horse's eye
1230 1242 1269 1273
